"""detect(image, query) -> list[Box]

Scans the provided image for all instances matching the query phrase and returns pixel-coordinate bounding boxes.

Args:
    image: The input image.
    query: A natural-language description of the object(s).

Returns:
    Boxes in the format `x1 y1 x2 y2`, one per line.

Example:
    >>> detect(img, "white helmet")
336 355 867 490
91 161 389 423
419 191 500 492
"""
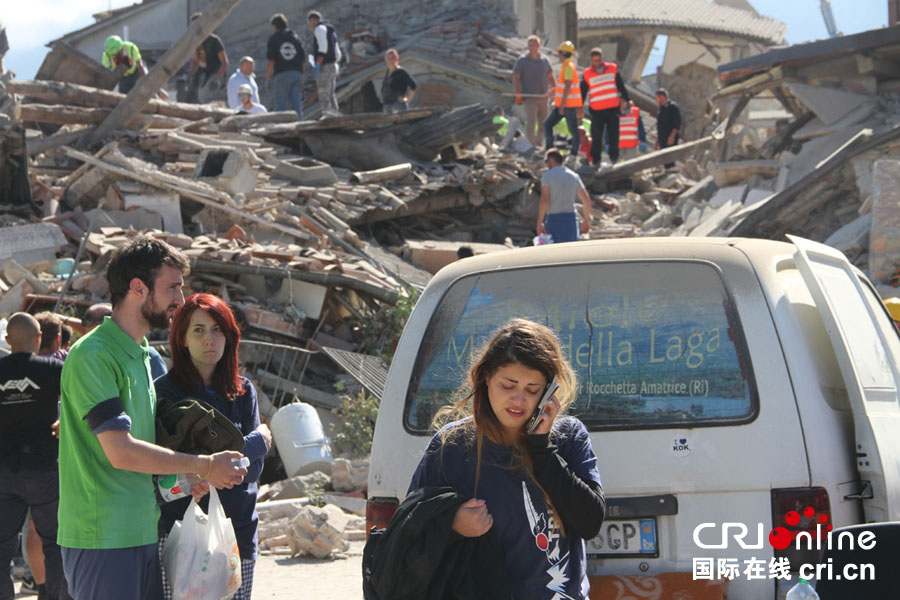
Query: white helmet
237 84 253 96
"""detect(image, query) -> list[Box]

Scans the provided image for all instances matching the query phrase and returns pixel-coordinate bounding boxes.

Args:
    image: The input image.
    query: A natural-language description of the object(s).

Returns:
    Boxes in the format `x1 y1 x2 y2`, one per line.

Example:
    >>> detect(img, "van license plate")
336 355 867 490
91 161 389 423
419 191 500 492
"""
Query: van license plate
586 518 658 557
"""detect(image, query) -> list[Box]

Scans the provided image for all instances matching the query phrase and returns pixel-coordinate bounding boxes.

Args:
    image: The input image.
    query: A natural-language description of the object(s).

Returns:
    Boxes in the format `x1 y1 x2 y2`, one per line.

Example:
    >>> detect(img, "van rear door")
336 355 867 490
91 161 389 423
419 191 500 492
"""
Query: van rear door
789 234 900 522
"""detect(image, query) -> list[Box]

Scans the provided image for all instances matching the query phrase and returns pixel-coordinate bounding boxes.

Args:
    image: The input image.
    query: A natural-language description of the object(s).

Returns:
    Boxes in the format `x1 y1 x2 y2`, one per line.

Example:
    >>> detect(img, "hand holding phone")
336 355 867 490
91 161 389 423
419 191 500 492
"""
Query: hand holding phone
527 375 559 434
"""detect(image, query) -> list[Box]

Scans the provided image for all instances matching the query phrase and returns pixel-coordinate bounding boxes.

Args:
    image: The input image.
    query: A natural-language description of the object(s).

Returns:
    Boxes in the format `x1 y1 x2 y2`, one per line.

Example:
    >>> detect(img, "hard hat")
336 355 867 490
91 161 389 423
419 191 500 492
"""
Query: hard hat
238 84 253 95
884 297 900 321
105 35 124 55
556 41 575 54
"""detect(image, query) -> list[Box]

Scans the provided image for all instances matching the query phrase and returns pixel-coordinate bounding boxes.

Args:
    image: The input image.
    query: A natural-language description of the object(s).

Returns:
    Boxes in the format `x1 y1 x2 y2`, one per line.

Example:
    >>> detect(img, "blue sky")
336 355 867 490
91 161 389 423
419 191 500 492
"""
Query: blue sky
2 0 891 80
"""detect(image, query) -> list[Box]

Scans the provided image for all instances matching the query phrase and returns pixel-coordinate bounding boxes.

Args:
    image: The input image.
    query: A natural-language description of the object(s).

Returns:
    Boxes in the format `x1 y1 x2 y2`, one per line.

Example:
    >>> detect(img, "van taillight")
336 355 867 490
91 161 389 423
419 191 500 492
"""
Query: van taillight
366 497 399 538
771 487 832 569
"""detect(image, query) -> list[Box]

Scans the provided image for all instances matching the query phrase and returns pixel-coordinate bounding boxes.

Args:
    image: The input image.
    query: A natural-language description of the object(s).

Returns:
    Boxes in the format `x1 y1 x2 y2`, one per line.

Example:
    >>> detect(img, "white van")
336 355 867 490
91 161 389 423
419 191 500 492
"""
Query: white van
367 236 900 599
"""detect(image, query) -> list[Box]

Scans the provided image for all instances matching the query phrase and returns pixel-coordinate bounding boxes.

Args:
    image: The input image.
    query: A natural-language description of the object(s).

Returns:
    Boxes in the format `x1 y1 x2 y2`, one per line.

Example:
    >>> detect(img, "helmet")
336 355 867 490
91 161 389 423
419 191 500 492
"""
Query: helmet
237 84 253 96
556 41 575 54
885 297 900 322
105 35 124 56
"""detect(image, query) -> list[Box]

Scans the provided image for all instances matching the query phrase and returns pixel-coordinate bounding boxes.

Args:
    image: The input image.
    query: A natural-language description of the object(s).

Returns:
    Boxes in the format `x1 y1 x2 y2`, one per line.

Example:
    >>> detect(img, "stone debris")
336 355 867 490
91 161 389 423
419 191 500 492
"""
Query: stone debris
287 504 352 559
331 458 369 493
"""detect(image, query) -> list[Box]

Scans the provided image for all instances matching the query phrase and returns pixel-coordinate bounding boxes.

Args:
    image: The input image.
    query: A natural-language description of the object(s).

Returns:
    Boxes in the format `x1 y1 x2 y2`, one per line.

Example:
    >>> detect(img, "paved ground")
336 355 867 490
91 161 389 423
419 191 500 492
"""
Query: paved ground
13 540 365 599
253 540 364 599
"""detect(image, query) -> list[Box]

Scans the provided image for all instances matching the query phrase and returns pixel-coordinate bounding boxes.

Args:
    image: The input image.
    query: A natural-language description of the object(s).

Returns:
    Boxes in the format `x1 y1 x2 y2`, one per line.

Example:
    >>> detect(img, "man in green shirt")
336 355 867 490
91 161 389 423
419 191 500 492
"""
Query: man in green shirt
58 237 247 600
101 35 147 94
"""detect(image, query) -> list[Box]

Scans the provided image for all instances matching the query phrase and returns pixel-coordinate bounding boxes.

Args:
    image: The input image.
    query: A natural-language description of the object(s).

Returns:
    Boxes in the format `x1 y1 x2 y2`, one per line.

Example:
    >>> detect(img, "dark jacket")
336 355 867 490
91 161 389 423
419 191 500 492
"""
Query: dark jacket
363 487 514 600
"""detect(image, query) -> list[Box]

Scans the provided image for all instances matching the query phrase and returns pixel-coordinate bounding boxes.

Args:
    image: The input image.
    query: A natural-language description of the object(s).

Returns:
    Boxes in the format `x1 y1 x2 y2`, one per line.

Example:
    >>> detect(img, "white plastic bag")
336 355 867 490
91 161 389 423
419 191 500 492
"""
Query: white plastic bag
162 488 242 600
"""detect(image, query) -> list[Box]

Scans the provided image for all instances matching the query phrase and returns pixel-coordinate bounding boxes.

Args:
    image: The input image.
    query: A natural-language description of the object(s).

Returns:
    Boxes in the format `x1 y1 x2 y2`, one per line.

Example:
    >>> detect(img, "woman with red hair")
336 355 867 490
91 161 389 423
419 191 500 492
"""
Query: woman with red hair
154 293 271 600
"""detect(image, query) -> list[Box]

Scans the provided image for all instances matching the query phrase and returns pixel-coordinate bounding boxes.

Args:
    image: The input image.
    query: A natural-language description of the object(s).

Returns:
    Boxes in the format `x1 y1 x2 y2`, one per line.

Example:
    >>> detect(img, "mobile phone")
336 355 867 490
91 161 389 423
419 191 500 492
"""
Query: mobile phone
526 375 559 433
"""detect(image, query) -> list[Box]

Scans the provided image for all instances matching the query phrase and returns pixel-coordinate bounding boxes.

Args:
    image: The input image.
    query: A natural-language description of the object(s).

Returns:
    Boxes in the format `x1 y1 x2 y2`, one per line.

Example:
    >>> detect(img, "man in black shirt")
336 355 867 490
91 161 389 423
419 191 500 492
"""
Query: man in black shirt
381 49 416 114
654 88 681 150
0 313 66 600
188 13 229 104
266 13 305 118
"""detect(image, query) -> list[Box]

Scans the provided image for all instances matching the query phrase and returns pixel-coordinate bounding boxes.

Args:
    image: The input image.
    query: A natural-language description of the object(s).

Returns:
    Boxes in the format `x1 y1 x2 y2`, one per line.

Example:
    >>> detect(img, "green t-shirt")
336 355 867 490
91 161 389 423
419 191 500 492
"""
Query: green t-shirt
58 317 160 549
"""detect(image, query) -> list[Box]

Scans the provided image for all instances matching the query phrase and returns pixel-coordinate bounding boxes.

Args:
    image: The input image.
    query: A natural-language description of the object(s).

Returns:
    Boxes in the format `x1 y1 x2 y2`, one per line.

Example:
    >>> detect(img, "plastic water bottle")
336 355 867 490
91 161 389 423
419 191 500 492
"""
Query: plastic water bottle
154 472 202 503
233 456 250 469
533 233 553 246
785 578 819 599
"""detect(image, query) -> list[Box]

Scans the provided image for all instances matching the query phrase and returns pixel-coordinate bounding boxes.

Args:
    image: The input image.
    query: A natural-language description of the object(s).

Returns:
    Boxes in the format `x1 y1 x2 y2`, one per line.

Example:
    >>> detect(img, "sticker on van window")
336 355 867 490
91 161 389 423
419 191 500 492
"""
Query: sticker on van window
672 437 691 457
406 262 757 432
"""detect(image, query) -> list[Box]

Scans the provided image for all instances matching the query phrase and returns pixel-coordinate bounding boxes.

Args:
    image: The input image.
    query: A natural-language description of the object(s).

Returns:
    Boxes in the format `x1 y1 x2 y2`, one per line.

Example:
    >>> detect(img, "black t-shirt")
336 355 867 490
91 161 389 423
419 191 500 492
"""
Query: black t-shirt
197 34 225 77
267 29 304 75
0 352 63 468
381 67 417 105
657 100 682 144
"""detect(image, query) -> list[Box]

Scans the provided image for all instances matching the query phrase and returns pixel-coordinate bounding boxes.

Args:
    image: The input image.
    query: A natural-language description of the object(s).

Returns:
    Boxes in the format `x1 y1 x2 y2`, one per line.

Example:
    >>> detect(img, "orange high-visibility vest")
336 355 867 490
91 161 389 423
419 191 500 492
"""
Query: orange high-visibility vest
553 59 583 108
619 106 640 149
583 62 620 111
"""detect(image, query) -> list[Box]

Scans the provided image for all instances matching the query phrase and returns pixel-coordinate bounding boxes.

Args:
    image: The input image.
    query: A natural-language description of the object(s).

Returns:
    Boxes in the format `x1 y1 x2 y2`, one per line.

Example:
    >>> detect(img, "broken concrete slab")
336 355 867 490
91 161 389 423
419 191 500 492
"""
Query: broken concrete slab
260 471 330 502
785 82 875 125
0 223 66 267
123 193 183 234
272 157 338 187
193 148 256 195
708 185 748 209
793 103 878 141
744 189 772 208
825 213 871 256
287 504 351 559
0 279 32 316
689 198 744 237
320 494 367 516
677 175 717 205
331 458 369 493
868 160 900 283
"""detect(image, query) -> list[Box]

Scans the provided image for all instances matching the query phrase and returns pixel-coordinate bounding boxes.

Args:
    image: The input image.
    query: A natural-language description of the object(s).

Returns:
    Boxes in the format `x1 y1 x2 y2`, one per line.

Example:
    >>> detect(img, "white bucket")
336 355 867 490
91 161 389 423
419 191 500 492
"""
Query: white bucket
270 402 333 477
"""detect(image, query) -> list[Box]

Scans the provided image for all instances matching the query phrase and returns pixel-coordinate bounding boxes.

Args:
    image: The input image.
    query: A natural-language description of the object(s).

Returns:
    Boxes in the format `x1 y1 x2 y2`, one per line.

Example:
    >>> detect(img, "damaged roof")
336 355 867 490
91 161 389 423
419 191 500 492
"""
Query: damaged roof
578 0 787 45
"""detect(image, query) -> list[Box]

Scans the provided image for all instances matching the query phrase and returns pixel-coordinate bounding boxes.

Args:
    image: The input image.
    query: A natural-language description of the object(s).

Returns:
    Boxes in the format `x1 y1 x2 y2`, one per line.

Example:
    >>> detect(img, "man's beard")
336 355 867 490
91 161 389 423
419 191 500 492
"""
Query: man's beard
141 295 172 329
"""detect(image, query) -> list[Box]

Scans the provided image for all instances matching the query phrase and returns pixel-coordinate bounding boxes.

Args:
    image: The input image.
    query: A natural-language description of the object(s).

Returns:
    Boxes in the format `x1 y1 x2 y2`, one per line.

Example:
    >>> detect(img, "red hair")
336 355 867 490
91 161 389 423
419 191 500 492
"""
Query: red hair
168 293 244 400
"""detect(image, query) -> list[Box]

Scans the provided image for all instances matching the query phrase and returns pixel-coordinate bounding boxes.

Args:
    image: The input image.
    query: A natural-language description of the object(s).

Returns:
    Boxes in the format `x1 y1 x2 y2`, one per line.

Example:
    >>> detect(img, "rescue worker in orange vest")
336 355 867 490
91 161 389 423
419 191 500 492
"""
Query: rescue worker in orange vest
542 41 582 159
579 47 630 167
617 103 647 161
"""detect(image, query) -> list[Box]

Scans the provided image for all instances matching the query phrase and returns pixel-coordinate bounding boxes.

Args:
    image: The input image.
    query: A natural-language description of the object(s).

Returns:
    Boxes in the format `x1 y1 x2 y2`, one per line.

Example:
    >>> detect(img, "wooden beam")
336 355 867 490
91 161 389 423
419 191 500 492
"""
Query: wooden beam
587 136 717 183
27 128 94 156
7 80 233 121
15 104 188 129
191 259 398 304
349 163 412 184
81 0 245 147
61 145 317 244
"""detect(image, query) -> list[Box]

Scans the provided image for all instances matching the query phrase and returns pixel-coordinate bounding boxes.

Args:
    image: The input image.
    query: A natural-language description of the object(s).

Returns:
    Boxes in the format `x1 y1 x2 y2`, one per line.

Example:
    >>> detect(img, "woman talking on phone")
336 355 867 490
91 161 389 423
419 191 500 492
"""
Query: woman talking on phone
154 294 271 600
408 318 606 599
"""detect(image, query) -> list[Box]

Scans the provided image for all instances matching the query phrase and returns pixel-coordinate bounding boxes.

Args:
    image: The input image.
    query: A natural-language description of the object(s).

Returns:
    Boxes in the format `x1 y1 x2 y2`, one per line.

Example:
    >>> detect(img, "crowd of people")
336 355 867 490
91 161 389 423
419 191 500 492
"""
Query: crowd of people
1 237 268 600
100 11 418 120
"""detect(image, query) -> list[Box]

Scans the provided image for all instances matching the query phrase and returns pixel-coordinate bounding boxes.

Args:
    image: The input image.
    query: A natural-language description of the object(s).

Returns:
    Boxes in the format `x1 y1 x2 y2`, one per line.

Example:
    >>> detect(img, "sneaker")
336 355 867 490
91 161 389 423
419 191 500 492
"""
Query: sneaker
21 573 37 592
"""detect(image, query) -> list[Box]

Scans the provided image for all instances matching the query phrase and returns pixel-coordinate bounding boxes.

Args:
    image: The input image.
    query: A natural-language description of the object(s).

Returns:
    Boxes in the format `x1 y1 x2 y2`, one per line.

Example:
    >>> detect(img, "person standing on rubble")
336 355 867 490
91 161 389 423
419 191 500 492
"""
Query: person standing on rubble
580 48 630 167
0 313 67 600
155 293 271 600
57 237 247 600
266 13 305 118
617 102 647 160
513 35 554 148
654 88 681 151
542 41 582 161
227 57 260 110
381 49 417 114
537 149 592 244
188 13 229 104
101 35 147 94
308 10 342 117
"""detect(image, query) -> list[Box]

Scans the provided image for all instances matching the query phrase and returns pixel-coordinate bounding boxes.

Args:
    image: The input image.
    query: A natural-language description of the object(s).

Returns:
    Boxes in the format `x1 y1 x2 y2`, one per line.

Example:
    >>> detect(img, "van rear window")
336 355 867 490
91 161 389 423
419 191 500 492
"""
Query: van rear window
405 261 757 432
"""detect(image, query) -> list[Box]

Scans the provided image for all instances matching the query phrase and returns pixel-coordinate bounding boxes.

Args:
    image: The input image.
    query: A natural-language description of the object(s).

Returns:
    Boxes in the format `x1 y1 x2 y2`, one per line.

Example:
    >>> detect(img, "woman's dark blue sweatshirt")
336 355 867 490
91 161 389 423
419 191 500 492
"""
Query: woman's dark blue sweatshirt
154 374 267 560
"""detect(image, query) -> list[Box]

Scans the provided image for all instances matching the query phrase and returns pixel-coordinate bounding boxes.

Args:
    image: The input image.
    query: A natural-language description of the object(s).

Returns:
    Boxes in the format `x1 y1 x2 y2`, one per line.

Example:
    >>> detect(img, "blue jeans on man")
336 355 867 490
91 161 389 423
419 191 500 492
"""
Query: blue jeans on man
543 107 580 156
272 70 303 118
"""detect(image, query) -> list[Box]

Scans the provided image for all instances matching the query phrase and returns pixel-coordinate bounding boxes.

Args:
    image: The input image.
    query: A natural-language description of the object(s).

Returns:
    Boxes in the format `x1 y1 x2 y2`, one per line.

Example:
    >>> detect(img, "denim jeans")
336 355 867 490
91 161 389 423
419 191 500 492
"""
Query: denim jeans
543 106 580 156
383 101 408 114
0 464 67 600
272 69 303 118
